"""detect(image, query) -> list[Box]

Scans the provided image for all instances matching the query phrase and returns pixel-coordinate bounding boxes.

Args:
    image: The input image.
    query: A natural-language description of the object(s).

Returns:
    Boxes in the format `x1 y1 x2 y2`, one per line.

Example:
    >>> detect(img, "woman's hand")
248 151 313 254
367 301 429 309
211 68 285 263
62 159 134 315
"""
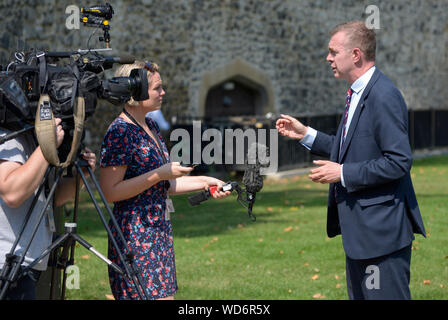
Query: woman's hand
156 162 193 180
202 177 232 199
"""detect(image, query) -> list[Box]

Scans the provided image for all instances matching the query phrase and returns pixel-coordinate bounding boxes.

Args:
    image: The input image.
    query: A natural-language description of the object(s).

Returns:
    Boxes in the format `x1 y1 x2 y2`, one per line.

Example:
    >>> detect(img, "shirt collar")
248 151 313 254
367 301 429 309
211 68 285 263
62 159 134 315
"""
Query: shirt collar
351 66 376 94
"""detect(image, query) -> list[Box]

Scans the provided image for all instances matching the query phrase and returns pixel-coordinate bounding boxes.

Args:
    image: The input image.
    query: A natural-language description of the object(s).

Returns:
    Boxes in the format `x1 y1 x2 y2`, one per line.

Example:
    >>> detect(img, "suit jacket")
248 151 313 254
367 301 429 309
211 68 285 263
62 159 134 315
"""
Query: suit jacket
311 68 426 259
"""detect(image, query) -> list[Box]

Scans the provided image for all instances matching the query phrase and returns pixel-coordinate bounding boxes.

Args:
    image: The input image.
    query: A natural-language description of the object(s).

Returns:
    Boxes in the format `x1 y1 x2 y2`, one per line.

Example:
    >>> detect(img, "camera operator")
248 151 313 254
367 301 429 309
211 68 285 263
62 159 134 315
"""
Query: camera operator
0 118 96 300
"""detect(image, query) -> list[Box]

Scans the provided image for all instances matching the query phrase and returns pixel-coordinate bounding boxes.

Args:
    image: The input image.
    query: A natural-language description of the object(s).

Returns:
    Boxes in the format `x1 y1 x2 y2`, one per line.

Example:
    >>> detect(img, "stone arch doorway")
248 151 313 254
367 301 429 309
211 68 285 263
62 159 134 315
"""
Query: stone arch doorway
205 77 265 117
198 58 275 117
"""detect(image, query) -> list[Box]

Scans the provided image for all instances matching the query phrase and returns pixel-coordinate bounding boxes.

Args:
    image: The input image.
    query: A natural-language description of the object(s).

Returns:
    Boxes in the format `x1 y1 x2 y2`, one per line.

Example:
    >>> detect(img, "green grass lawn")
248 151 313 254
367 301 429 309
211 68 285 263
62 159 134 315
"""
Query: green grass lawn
65 155 448 300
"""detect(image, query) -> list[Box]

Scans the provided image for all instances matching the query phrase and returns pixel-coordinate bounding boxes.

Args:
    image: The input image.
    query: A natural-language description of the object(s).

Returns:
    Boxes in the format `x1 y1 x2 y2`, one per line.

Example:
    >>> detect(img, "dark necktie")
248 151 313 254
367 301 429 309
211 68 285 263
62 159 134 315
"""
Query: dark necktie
339 87 353 155
335 87 353 201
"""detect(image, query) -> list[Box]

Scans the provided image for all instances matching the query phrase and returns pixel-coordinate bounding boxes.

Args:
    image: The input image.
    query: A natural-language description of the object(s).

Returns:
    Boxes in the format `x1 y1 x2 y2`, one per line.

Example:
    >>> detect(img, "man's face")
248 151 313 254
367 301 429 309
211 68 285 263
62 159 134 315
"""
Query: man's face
326 31 354 82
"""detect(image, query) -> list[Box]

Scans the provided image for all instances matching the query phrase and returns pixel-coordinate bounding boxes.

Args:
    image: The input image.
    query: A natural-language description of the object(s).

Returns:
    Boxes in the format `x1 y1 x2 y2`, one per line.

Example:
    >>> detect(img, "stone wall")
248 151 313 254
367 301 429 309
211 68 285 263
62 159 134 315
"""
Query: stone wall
1 0 447 150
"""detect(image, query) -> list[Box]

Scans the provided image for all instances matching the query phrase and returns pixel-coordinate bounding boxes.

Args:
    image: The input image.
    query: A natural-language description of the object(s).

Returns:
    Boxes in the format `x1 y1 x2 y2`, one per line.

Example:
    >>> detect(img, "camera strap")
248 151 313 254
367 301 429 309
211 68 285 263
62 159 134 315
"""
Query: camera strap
36 51 48 93
35 94 85 168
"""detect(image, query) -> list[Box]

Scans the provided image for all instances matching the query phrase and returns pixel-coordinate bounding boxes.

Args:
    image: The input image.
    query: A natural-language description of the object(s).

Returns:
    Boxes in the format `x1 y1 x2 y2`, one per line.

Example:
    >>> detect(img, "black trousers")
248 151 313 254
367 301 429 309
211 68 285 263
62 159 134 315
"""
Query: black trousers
345 244 412 300
0 267 42 300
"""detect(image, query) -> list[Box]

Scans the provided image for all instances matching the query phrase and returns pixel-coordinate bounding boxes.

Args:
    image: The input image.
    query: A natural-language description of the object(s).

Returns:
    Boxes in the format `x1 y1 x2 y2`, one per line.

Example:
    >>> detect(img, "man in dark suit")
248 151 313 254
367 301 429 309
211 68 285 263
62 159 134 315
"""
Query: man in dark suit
276 21 425 300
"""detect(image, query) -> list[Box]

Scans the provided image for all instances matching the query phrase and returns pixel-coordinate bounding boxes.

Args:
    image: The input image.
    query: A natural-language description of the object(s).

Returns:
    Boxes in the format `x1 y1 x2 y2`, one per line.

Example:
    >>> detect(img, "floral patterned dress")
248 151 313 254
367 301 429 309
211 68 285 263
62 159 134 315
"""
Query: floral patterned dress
100 115 175 300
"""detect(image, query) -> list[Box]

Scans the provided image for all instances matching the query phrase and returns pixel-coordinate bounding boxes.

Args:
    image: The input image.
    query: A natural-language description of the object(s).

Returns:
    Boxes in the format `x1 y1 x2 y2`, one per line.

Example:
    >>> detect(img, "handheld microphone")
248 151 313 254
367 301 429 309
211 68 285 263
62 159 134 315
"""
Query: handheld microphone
242 143 265 217
188 184 235 206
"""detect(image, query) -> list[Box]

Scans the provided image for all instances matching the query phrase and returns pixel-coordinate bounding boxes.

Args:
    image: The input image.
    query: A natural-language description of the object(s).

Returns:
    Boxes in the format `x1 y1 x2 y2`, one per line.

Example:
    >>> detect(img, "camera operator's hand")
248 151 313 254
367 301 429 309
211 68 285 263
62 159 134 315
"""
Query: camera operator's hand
55 118 65 148
80 147 97 174
54 147 98 207
156 162 193 180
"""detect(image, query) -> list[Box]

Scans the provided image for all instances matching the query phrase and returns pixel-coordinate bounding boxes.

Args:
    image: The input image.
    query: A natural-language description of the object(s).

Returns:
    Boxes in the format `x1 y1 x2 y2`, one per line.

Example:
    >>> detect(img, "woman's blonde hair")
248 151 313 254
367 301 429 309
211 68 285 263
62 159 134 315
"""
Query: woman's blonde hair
114 60 160 106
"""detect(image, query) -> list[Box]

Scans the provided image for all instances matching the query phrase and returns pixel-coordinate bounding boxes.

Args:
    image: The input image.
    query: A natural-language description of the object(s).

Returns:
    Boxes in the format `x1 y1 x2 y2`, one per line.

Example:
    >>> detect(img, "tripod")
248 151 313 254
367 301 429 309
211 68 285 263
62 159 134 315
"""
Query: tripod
0 154 150 300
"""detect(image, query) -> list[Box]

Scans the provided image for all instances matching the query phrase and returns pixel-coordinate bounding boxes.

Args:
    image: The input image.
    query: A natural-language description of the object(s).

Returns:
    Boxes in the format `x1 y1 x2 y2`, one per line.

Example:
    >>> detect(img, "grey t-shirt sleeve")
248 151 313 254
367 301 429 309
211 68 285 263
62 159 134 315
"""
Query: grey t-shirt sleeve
0 129 27 164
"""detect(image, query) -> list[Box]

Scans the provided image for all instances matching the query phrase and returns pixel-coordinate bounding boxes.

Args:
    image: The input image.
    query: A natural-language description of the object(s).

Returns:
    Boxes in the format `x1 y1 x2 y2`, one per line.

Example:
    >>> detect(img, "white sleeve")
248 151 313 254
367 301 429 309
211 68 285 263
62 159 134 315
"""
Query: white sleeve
299 127 317 151
0 130 27 164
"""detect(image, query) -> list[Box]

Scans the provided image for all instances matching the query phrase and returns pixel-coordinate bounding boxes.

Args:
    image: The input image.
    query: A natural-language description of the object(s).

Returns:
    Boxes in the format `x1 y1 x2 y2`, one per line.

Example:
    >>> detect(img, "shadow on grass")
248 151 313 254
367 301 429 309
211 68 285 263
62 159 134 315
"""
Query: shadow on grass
69 177 448 241
170 186 328 238
70 186 329 239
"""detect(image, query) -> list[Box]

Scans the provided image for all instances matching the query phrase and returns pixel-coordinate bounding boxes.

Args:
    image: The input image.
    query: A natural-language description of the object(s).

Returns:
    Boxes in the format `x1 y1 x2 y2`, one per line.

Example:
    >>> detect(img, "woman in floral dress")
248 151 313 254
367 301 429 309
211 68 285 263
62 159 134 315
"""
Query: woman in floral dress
100 61 230 300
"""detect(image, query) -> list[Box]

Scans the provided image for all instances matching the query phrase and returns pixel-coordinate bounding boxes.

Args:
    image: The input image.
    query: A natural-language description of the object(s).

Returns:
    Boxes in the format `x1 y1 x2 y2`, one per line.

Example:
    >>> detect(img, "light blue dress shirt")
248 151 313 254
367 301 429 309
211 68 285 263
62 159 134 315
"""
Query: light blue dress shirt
300 66 376 187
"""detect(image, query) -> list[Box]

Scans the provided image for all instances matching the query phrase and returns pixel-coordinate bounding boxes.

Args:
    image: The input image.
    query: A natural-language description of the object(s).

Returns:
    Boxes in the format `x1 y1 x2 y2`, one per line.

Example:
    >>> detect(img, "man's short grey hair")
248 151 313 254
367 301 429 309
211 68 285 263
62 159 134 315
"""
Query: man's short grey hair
331 21 376 61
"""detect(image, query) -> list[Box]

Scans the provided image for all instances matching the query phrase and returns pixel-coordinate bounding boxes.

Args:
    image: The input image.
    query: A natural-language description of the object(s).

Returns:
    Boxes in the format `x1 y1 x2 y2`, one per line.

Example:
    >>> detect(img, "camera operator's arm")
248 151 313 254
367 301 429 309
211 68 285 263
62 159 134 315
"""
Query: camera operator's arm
0 119 64 208
100 162 192 203
168 176 231 199
53 148 97 207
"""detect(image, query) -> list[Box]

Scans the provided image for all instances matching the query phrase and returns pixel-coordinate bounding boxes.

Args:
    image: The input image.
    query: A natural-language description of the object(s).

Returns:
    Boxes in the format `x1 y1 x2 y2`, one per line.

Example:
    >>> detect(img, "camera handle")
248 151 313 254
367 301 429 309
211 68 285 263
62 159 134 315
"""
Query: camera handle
0 124 34 145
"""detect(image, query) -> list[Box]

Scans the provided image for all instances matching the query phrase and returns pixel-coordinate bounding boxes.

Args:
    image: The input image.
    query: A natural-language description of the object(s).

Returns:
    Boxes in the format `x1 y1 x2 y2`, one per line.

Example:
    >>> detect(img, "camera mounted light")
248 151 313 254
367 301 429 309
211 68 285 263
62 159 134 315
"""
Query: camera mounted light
80 3 115 48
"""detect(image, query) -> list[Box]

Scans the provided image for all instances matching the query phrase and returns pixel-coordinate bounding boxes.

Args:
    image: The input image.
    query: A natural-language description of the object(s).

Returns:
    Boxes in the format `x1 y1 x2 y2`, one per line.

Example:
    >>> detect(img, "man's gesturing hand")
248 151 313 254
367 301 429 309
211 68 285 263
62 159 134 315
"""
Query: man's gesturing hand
309 160 342 184
275 114 308 140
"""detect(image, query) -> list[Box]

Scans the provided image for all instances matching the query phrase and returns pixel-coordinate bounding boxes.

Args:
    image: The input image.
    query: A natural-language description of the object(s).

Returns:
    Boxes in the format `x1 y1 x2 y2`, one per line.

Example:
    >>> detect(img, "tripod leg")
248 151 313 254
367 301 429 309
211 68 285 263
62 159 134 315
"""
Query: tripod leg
60 172 82 300
0 167 64 300
71 233 123 275
74 163 149 300
19 233 71 278
0 167 52 291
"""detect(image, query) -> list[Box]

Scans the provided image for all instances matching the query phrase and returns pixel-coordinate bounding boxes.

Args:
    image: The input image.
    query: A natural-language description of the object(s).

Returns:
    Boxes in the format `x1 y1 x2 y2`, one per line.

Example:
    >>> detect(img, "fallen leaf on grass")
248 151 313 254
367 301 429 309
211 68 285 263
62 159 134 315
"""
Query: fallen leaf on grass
311 274 319 280
105 294 114 300
284 226 293 232
313 293 325 299
81 255 90 260
423 280 431 285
